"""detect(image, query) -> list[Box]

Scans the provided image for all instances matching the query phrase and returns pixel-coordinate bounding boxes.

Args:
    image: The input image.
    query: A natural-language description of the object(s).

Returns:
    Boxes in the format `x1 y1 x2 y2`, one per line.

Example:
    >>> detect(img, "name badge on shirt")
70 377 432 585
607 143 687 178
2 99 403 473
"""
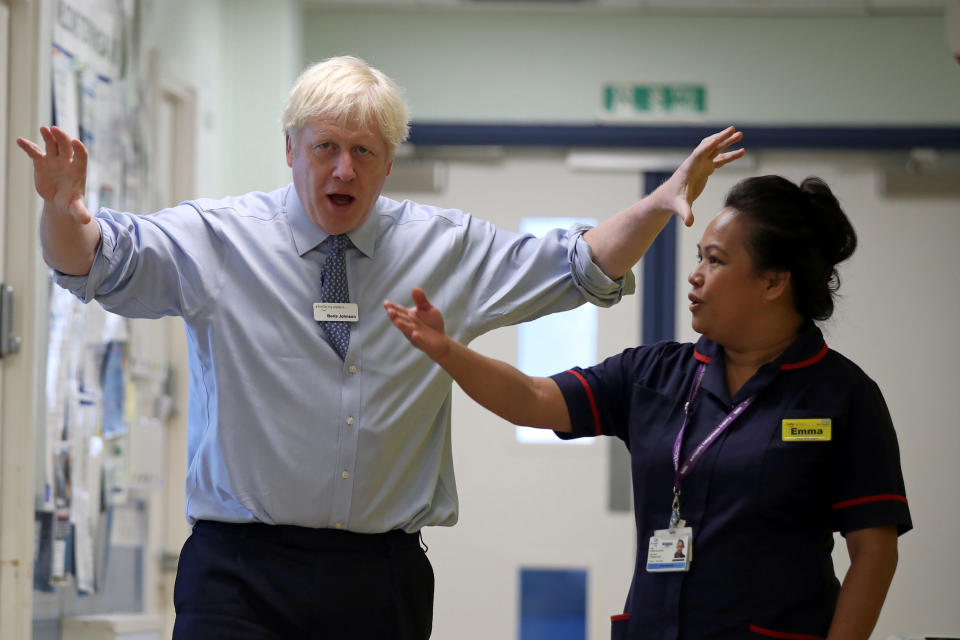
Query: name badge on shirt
646 527 693 573
313 303 359 322
782 418 832 441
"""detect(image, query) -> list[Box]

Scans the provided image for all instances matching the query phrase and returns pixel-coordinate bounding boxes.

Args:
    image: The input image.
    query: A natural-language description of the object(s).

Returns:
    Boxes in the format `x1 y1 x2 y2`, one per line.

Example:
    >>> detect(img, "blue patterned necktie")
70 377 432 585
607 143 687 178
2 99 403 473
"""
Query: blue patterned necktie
321 234 350 359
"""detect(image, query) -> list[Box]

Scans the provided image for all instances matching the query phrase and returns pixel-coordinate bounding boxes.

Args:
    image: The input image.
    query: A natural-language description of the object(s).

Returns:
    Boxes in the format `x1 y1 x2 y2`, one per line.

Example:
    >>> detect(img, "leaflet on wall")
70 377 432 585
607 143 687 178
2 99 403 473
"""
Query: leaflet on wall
44 287 82 511
71 393 102 593
53 0 122 80
51 511 71 583
52 46 80 138
33 511 55 592
40 0 157 600
102 341 127 437
81 67 125 215
72 434 104 594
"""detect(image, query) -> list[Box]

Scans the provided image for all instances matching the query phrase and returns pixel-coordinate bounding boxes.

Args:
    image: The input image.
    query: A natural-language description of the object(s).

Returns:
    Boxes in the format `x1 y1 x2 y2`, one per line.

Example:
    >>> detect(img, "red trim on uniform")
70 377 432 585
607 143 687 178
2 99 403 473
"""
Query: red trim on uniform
832 493 908 510
693 349 711 363
566 369 602 437
749 624 825 640
779 344 828 370
611 614 630 622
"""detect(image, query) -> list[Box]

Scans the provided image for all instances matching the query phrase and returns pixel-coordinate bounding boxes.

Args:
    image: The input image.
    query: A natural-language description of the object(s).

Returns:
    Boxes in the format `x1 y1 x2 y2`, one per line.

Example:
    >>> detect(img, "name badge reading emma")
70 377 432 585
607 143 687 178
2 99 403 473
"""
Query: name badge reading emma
313 303 360 322
782 418 832 441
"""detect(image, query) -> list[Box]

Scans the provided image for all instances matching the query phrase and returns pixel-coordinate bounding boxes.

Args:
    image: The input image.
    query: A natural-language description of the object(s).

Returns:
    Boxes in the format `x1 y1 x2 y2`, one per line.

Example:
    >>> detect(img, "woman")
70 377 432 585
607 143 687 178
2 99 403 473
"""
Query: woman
384 174 911 640
673 538 686 560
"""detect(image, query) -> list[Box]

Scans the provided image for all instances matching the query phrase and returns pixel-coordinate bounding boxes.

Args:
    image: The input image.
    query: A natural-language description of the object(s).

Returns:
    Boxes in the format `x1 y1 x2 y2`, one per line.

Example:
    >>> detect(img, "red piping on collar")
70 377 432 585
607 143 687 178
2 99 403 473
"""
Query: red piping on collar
694 343 828 369
779 344 829 370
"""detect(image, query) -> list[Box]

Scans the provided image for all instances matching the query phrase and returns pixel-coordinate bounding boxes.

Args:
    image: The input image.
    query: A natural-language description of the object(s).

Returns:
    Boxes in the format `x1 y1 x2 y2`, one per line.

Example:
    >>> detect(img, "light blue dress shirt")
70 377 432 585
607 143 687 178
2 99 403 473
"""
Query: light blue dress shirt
57 184 635 532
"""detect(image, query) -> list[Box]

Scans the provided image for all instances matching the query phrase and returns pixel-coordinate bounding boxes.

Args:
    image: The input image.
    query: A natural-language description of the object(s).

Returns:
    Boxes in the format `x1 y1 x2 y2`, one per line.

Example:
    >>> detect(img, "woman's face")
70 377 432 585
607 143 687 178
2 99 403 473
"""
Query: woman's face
687 209 773 345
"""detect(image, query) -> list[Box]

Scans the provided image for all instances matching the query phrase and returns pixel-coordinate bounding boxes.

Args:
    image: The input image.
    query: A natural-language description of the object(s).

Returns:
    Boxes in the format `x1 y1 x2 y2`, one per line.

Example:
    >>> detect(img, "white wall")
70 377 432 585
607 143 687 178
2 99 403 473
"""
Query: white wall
304 8 960 125
218 0 302 197
141 0 301 201
139 0 222 199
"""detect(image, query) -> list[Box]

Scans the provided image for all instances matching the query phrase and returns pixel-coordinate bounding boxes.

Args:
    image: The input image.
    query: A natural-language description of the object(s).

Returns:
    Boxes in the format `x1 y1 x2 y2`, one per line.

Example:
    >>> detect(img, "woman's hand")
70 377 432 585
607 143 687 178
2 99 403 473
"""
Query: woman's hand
17 126 92 224
654 126 745 227
383 287 451 362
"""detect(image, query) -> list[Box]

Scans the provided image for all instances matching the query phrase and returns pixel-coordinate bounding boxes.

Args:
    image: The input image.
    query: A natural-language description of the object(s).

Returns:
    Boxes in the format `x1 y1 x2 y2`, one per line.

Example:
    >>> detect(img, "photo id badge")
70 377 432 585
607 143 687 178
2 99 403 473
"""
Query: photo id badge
313 303 359 322
646 527 693 573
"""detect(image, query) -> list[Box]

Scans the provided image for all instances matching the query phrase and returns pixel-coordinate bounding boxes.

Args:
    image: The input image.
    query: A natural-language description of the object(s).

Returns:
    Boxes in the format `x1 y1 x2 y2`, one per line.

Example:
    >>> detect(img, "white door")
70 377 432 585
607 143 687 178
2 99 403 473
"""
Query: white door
0 3 14 638
1 0 49 637
0 0 10 417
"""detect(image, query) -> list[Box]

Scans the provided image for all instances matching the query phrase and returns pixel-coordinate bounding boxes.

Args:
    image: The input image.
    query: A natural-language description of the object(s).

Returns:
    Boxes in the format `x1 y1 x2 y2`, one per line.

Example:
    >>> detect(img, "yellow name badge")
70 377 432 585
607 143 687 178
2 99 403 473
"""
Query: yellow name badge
782 418 832 441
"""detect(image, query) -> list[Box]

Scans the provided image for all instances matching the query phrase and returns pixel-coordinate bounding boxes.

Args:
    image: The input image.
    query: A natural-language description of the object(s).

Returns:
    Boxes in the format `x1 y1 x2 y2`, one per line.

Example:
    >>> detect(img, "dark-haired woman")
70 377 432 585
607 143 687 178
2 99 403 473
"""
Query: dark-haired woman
385 175 911 640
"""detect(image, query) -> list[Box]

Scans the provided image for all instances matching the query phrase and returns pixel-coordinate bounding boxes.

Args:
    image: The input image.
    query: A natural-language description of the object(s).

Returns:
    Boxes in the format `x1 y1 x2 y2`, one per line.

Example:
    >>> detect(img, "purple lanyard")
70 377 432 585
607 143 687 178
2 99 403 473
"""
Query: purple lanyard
669 363 754 528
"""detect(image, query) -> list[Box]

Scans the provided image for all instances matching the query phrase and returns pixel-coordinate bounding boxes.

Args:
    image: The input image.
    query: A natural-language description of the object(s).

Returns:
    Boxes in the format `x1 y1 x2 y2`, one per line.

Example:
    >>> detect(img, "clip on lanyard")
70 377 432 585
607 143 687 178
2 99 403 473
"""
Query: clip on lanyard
670 363 754 530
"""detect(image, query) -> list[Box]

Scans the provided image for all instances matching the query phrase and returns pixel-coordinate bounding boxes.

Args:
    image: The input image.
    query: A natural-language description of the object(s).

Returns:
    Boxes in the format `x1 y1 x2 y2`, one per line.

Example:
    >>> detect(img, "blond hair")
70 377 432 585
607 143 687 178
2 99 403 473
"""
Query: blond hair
282 56 409 155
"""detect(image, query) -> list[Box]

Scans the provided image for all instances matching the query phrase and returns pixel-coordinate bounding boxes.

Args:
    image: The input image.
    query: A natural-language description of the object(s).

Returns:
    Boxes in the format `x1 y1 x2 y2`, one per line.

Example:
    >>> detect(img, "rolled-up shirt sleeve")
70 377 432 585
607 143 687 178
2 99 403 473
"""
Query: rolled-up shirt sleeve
54 215 117 304
53 203 224 320
455 218 636 339
566 223 636 308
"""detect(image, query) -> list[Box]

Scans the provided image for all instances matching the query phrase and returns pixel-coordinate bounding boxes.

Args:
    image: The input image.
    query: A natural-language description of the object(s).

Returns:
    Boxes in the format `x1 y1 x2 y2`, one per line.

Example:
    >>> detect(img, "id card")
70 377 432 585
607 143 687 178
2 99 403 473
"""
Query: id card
313 303 359 322
646 527 693 573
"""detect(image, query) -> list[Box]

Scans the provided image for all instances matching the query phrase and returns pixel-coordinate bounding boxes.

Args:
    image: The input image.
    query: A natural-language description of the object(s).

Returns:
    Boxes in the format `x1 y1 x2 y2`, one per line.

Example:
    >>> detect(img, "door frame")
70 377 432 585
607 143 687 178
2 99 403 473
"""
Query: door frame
1 0 52 638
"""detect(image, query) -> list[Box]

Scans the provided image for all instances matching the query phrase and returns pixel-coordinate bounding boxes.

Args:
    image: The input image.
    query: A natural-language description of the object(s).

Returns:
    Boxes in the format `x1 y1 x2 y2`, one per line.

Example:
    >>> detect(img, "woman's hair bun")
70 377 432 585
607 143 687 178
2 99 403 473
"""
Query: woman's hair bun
799 177 857 266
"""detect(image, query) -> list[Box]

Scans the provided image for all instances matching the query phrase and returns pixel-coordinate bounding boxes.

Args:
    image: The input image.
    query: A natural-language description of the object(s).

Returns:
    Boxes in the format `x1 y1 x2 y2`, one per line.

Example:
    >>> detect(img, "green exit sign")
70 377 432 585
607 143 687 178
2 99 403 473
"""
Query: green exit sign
602 84 707 120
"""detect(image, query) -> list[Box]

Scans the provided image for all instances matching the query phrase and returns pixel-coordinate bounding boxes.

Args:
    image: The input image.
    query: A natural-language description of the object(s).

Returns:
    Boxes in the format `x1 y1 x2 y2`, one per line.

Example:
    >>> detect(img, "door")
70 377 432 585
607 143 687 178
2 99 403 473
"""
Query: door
1 0 49 638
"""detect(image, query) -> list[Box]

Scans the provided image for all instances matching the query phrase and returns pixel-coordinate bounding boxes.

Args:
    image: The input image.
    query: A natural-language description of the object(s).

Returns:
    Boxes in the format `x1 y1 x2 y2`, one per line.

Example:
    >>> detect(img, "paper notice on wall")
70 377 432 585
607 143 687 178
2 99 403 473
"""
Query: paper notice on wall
128 416 165 491
52 46 80 138
109 502 144 548
73 490 95 593
33 511 55 592
53 0 122 80
44 287 84 510
51 512 71 582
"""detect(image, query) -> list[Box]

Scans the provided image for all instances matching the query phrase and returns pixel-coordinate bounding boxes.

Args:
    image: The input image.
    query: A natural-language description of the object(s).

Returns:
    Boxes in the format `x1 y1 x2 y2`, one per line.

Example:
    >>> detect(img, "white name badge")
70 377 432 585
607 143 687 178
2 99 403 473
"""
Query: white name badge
646 527 693 573
313 303 359 322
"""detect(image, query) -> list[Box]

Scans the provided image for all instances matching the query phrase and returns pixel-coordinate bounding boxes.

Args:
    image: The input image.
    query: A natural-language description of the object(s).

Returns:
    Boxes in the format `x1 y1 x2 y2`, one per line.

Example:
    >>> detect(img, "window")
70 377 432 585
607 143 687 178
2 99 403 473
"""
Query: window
516 218 597 445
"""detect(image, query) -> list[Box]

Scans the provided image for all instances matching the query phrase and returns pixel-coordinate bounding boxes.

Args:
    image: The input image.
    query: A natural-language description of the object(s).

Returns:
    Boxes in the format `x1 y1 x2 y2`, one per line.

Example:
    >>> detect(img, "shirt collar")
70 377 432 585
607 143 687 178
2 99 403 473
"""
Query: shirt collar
284 184 379 258
692 321 828 402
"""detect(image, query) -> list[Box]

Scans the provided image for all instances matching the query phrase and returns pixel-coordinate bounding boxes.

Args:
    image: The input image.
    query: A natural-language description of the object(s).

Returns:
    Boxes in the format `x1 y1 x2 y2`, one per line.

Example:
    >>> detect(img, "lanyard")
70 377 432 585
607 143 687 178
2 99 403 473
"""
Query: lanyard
669 363 754 529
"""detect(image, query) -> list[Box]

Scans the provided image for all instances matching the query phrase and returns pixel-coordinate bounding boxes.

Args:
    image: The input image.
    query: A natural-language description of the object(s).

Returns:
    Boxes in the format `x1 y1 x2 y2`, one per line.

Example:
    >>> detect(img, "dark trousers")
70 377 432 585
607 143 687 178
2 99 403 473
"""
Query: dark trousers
173 520 434 640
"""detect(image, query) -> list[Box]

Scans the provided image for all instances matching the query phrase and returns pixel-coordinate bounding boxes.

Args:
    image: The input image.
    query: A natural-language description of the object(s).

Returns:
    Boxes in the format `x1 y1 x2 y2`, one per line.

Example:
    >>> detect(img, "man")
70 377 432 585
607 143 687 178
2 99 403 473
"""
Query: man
18 56 743 639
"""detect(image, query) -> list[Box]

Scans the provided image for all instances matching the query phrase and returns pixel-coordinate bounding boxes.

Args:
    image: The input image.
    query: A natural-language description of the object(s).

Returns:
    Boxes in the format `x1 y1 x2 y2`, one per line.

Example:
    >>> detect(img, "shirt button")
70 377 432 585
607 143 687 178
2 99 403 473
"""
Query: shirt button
348 365 358 374
346 416 355 426
341 471 350 479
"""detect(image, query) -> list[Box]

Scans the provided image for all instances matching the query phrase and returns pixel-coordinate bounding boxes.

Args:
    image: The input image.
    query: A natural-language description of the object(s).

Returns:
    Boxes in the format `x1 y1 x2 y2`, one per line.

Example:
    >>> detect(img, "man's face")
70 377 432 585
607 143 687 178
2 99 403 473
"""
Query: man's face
286 118 393 235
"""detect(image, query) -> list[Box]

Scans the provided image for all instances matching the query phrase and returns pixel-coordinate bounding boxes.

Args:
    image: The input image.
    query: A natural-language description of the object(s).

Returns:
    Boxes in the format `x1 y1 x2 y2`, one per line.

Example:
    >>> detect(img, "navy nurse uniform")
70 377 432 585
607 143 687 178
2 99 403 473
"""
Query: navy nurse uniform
550 322 911 640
